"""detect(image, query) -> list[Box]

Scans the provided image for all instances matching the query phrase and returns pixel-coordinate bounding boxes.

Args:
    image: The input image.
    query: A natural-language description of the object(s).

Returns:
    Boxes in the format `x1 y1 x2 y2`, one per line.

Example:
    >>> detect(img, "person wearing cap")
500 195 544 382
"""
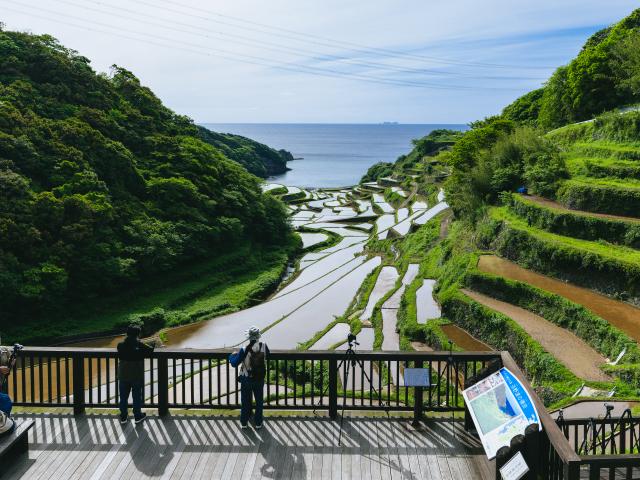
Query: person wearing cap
117 323 154 425
238 326 269 429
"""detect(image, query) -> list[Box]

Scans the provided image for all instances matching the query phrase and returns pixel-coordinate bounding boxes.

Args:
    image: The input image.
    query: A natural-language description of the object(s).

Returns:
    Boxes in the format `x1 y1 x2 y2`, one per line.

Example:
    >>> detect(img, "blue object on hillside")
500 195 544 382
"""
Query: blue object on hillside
517 186 528 194
229 348 244 368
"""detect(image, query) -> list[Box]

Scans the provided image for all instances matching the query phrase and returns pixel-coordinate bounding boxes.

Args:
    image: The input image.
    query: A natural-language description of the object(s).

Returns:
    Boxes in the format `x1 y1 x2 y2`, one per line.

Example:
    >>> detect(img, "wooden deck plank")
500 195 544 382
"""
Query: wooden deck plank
3 413 490 480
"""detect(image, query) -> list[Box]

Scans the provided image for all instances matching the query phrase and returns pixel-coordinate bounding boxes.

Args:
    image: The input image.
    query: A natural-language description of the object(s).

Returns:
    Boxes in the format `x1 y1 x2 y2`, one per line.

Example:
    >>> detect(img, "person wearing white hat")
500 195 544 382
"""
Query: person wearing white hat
237 326 269 429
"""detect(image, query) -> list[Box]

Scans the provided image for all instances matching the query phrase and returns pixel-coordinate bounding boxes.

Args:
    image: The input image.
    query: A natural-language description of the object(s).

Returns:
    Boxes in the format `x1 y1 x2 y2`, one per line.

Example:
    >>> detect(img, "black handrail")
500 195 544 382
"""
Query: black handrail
3 347 498 420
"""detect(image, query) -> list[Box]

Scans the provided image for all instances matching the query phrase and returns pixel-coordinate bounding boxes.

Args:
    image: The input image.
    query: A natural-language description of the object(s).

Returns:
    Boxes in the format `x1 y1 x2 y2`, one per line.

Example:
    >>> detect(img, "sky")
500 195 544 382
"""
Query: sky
1 0 637 123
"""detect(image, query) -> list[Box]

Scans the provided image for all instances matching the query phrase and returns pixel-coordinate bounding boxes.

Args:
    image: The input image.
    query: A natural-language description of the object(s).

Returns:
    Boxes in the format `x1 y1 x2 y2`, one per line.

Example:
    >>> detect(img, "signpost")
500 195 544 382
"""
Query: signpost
462 367 540 459
403 368 430 387
404 367 430 429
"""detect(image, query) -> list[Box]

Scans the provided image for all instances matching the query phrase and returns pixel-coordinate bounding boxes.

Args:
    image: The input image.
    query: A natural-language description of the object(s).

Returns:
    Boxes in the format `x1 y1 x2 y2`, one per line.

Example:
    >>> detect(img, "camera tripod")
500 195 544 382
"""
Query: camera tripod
314 334 388 446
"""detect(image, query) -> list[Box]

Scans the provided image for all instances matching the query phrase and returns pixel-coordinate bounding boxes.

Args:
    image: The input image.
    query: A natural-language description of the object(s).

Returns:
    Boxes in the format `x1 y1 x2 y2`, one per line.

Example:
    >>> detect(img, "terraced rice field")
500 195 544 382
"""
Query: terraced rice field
462 289 610 381
477 255 640 342
154 182 452 364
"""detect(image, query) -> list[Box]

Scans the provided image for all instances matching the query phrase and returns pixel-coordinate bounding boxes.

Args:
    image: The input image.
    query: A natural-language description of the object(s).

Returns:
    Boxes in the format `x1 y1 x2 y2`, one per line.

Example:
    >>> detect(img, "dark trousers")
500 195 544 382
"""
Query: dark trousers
119 380 143 419
240 378 264 426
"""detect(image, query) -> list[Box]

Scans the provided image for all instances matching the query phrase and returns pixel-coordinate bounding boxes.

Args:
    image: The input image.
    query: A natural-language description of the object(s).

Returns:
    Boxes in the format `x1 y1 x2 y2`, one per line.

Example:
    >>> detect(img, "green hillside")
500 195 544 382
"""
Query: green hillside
367 8 640 404
0 28 295 338
502 9 640 129
196 126 291 177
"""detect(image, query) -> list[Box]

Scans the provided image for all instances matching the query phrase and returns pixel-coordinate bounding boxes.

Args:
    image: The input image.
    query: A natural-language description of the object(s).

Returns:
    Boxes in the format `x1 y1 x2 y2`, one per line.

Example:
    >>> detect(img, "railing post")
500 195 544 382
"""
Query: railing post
464 404 474 432
565 460 581 480
523 423 541 478
329 357 338 420
157 356 169 417
72 355 85 415
495 445 512 480
412 359 423 427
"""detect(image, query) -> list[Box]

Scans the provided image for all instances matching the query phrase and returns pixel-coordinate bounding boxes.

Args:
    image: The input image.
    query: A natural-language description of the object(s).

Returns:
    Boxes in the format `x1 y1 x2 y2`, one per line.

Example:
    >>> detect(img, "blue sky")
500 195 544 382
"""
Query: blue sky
1 0 637 123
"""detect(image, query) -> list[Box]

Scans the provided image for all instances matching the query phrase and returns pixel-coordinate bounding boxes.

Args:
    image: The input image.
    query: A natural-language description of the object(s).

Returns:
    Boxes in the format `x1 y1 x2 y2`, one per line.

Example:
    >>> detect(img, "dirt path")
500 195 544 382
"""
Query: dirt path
461 289 611 382
524 194 640 223
478 255 640 343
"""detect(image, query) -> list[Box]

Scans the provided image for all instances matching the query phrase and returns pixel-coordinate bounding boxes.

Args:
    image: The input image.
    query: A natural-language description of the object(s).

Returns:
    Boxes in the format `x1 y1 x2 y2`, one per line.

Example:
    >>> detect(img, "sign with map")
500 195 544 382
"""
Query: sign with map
462 367 540 459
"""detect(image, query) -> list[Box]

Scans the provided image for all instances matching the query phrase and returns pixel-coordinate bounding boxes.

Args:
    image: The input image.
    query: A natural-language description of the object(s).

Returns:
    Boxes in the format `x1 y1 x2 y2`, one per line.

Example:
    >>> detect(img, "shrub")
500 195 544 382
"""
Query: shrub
507 193 640 248
557 180 640 217
490 210 640 301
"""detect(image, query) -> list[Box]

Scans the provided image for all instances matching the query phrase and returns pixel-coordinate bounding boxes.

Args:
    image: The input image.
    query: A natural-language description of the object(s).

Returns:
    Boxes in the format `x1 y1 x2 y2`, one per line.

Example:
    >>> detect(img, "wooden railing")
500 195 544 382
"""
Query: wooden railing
497 353 640 480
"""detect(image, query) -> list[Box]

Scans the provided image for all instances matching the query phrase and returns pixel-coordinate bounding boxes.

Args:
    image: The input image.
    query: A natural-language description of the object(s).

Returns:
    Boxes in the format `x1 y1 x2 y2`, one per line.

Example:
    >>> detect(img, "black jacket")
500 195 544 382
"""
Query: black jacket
117 337 154 384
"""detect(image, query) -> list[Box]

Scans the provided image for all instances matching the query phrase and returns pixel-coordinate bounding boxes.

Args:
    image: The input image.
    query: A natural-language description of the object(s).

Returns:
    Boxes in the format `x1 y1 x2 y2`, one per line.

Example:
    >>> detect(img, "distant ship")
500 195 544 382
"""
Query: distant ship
382 121 399 125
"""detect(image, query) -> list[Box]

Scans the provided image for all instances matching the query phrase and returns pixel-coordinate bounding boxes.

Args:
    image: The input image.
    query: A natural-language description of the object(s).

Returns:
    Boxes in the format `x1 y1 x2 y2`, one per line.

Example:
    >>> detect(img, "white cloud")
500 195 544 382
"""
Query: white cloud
1 0 636 122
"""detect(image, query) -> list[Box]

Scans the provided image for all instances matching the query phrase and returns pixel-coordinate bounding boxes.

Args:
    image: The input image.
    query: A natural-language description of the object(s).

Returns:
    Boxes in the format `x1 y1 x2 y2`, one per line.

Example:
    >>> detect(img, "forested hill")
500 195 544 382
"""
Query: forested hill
196 126 291 177
0 28 293 326
502 8 640 129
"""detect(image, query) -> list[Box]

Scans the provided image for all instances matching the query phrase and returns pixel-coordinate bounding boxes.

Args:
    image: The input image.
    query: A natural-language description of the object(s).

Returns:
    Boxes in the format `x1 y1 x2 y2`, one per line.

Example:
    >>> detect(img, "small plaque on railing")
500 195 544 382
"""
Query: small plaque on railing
403 368 430 387
500 451 529 480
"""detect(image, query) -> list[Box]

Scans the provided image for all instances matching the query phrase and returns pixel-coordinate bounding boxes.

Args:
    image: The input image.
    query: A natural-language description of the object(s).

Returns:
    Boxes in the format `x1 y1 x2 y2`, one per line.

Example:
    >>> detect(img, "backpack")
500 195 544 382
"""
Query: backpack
0 393 12 416
247 343 266 381
228 348 244 368
0 411 14 436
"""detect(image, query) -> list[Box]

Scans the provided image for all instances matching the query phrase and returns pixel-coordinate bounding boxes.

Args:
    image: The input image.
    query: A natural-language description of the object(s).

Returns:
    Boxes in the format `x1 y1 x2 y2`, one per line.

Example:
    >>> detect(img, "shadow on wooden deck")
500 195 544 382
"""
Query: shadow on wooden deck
1 412 492 479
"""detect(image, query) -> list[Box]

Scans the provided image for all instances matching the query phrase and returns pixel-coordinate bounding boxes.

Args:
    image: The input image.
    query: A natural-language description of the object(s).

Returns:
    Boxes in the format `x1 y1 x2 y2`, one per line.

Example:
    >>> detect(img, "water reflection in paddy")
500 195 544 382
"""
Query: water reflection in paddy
413 202 448 226
265 257 381 348
361 266 399 321
396 208 409 222
411 201 428 211
276 243 365 297
376 215 395 240
310 323 351 350
298 232 328 249
163 256 370 348
416 279 441 324
383 264 420 309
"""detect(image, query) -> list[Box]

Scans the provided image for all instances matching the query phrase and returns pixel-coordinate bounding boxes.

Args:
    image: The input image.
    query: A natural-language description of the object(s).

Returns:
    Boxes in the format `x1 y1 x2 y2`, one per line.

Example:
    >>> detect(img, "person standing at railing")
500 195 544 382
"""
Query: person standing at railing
0 349 9 392
0 343 14 417
117 324 154 425
237 326 269 430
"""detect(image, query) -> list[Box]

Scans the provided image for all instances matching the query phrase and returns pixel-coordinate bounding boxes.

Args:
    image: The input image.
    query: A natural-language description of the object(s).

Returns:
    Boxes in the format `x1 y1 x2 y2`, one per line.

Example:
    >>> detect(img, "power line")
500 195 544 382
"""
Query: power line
2 1 525 91
136 0 553 70
46 0 546 82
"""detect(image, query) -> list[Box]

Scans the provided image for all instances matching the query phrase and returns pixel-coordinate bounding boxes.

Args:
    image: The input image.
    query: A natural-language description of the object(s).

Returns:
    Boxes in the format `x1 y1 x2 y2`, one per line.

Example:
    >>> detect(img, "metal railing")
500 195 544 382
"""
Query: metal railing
496 353 640 480
5 346 640 479
3 347 497 421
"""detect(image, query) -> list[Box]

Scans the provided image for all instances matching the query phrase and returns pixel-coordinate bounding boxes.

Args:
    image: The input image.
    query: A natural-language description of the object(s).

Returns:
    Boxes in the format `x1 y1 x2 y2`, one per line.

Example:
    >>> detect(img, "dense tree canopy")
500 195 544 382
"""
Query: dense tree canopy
0 28 293 324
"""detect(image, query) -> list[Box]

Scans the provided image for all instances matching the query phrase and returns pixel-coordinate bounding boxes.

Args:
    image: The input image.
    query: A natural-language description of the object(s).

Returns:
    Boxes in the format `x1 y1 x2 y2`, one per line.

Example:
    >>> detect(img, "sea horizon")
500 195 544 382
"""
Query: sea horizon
202 123 468 188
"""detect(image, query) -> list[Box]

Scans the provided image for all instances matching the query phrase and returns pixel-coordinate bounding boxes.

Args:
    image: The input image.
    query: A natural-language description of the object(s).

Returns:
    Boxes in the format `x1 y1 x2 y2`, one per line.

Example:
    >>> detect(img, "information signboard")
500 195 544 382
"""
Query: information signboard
462 367 540 459
403 368 430 387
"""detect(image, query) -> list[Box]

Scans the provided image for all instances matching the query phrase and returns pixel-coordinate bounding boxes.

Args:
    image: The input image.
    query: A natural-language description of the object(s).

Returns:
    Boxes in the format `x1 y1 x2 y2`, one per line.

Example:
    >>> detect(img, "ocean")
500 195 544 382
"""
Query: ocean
201 123 468 188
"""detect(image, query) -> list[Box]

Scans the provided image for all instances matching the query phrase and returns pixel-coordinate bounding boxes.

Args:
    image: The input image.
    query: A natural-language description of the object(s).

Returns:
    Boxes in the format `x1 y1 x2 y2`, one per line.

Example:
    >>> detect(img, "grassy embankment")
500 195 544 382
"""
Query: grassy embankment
5 238 299 345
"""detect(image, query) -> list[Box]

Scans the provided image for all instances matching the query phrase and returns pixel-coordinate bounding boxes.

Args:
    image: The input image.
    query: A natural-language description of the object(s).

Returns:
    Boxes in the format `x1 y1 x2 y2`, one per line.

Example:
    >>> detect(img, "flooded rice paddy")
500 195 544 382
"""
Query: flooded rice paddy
361 266 400 321
298 232 328 249
440 324 492 352
310 324 351 350
416 279 441 324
